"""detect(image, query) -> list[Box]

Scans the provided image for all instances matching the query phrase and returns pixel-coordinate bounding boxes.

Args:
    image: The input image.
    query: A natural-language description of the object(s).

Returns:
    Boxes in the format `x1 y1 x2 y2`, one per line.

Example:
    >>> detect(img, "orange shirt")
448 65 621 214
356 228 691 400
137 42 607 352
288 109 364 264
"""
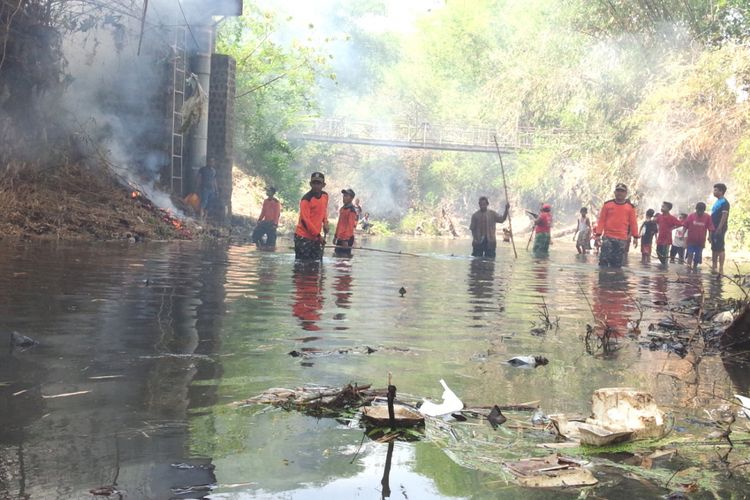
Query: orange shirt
335 205 358 241
295 191 329 240
258 198 282 225
595 199 639 241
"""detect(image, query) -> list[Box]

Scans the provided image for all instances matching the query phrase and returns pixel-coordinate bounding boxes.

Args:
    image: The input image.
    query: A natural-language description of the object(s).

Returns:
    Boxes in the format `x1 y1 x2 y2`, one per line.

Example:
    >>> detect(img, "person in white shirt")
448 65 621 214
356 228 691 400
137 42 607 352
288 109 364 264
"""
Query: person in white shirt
670 213 688 263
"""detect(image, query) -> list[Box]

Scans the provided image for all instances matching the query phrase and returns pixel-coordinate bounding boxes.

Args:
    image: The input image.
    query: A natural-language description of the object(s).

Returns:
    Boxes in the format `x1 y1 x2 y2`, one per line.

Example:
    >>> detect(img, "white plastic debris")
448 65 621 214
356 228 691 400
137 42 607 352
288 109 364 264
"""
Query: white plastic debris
419 379 463 417
713 311 734 323
507 355 549 368
587 387 666 440
736 394 750 420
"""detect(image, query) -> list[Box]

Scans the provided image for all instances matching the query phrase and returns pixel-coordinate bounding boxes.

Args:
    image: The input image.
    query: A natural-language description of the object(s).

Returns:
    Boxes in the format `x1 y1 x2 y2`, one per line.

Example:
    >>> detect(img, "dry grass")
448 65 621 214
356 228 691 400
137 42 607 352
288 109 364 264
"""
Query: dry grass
0 162 185 241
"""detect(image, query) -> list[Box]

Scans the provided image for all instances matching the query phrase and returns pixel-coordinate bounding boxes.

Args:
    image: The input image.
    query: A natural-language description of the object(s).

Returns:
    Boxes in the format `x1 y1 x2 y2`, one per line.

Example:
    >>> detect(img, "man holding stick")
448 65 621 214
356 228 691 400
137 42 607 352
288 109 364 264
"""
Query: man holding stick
469 196 510 258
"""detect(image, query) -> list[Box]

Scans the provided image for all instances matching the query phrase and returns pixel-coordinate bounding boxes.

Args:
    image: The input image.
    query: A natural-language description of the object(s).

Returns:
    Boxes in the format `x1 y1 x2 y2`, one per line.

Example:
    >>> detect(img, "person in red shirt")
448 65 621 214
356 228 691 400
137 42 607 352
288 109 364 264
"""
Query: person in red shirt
294 172 329 260
532 204 553 257
594 183 639 268
654 201 683 264
252 186 282 248
683 202 715 270
333 188 359 257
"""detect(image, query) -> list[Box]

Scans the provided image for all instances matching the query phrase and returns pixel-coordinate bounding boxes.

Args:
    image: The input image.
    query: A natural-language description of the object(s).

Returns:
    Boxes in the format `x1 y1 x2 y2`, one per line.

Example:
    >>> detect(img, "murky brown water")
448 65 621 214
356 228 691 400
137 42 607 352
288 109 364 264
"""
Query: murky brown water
1 238 748 499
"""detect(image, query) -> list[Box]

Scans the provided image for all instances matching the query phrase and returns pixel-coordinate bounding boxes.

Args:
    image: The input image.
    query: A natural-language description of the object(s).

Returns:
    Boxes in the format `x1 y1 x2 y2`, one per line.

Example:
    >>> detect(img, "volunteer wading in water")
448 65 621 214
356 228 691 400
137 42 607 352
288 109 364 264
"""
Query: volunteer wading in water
594 183 639 268
294 172 329 260
469 196 510 258
333 188 358 257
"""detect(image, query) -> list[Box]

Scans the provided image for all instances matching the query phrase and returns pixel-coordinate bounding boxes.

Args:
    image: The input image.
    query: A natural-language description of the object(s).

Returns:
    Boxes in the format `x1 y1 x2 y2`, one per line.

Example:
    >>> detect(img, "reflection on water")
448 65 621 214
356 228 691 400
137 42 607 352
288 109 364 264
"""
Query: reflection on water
291 262 325 332
0 239 748 498
593 268 632 335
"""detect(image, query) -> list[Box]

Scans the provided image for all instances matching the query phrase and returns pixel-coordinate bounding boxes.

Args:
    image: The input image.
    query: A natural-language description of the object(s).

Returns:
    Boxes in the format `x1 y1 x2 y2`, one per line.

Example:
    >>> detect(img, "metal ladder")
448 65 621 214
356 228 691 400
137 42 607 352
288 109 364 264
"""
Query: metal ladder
170 27 187 195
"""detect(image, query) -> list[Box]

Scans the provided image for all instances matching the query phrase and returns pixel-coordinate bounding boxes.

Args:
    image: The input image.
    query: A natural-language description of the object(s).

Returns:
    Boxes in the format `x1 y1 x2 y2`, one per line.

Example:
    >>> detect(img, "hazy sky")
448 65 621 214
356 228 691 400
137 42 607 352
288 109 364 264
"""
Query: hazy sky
255 0 444 42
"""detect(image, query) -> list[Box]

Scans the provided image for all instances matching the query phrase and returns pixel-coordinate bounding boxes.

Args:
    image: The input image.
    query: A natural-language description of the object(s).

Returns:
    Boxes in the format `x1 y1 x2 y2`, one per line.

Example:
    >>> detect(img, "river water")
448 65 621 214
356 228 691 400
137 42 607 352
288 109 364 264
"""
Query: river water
1 238 748 499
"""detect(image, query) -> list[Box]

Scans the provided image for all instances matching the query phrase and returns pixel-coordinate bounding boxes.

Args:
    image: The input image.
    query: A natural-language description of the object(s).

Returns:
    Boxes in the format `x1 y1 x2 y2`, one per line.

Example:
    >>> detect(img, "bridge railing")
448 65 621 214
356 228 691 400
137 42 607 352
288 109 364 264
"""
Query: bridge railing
296 118 579 150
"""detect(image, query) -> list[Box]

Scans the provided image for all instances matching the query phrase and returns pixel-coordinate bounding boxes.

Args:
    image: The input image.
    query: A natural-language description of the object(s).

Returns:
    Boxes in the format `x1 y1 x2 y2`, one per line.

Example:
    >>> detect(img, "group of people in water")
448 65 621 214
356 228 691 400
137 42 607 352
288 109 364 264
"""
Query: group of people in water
251 171 361 260
469 181 730 273
250 172 731 275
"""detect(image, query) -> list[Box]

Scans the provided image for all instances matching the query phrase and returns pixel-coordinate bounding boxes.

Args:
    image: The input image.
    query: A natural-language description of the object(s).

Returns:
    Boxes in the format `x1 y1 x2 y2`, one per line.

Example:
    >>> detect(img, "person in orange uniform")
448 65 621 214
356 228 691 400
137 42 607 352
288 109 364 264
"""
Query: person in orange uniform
294 172 329 260
333 188 358 257
252 186 282 247
594 183 639 268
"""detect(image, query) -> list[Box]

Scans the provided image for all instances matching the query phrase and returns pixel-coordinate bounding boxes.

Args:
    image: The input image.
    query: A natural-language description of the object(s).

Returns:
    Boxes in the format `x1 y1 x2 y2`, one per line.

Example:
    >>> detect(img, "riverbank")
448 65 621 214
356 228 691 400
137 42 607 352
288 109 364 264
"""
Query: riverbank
0 163 193 241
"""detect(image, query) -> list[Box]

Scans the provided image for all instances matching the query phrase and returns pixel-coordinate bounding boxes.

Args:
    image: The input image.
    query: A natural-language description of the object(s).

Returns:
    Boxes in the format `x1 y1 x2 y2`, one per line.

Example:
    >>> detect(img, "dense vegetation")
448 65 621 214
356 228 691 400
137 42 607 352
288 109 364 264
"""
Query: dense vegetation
1 1 748 244
225 0 750 245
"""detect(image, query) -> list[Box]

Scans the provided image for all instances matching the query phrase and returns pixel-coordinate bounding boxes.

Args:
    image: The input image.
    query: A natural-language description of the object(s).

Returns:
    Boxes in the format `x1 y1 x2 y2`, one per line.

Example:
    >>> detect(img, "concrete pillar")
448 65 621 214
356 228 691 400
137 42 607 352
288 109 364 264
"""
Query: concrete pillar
187 26 214 192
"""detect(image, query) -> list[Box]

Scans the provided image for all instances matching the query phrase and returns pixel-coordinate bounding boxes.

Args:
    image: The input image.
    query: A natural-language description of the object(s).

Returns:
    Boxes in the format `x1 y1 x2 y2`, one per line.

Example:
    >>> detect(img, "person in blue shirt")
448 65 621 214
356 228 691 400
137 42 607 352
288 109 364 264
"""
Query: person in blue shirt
710 183 730 274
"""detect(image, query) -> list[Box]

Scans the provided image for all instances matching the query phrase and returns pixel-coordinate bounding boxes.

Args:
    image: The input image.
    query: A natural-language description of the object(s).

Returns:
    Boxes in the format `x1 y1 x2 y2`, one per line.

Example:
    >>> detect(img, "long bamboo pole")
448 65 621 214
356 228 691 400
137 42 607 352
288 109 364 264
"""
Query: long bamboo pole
287 245 421 257
137 0 148 56
492 135 518 259
326 245 421 257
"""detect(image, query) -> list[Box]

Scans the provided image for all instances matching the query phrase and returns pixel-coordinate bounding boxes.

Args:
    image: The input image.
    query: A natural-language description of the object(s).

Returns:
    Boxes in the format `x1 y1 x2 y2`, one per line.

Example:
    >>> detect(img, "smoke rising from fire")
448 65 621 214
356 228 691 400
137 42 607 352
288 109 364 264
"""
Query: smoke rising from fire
59 0 241 214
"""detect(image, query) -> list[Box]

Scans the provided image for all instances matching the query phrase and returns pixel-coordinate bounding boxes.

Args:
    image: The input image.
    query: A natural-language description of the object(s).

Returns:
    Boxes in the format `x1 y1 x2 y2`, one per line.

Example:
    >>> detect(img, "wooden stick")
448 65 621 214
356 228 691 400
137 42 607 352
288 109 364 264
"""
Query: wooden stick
326 245 421 257
137 0 148 56
492 135 517 258
288 245 421 257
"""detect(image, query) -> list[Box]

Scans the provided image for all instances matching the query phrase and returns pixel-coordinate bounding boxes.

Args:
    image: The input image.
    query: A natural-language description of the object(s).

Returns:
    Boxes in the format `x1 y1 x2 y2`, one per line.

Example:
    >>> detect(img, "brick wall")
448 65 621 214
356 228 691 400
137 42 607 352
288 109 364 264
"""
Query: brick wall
207 54 236 223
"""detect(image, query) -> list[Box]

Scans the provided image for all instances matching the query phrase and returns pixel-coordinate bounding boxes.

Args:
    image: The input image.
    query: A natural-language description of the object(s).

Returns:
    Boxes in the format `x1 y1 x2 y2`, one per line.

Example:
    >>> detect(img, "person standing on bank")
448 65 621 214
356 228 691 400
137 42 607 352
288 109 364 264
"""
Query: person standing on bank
333 188 358 257
469 196 510 258
710 183 730 274
294 172 329 260
196 157 218 220
252 186 282 247
594 183 639 268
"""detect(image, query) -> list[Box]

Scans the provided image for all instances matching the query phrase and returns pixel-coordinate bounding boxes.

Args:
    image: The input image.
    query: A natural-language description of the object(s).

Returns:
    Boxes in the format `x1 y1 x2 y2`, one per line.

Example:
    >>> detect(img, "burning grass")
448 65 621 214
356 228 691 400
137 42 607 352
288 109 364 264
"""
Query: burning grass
0 162 192 241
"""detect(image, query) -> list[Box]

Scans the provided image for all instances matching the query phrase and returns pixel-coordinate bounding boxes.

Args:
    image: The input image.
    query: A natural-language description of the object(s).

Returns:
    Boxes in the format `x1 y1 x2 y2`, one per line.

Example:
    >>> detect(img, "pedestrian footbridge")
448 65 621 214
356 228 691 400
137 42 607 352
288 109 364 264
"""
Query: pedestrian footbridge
289 117 579 153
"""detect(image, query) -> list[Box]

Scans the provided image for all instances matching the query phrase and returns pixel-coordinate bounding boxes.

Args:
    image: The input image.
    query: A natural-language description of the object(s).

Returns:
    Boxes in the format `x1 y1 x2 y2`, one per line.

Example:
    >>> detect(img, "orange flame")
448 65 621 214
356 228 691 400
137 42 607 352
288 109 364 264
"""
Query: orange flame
131 191 139 199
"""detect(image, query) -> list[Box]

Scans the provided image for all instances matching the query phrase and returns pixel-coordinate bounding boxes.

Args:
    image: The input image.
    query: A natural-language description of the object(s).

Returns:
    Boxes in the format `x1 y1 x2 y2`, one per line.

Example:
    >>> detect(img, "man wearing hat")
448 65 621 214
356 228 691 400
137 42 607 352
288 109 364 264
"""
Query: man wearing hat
294 172 329 260
252 186 282 247
594 183 639 267
333 188 359 256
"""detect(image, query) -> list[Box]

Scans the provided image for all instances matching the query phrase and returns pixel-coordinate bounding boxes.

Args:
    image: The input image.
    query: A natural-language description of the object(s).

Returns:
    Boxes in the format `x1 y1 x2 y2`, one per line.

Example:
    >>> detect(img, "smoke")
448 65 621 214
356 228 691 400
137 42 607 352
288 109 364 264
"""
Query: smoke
58 0 241 214
574 25 722 217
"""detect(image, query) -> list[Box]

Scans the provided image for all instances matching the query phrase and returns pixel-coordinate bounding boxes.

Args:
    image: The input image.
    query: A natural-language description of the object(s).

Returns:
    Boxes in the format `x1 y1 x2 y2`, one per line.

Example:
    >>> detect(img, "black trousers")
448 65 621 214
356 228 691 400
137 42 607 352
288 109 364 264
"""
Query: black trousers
333 237 354 256
472 240 497 258
252 221 277 246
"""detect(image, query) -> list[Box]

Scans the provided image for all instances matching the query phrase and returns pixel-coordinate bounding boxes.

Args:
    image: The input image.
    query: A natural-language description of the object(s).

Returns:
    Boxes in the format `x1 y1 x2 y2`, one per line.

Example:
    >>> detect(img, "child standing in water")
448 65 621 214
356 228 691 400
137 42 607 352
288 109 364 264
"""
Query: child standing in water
684 202 715 270
670 213 688 263
573 207 591 254
639 209 658 263
654 201 683 264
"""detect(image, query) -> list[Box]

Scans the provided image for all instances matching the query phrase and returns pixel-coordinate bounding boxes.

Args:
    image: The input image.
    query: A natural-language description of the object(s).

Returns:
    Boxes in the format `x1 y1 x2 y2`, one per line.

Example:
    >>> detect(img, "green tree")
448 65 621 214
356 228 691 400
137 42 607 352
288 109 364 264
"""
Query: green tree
216 6 334 201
